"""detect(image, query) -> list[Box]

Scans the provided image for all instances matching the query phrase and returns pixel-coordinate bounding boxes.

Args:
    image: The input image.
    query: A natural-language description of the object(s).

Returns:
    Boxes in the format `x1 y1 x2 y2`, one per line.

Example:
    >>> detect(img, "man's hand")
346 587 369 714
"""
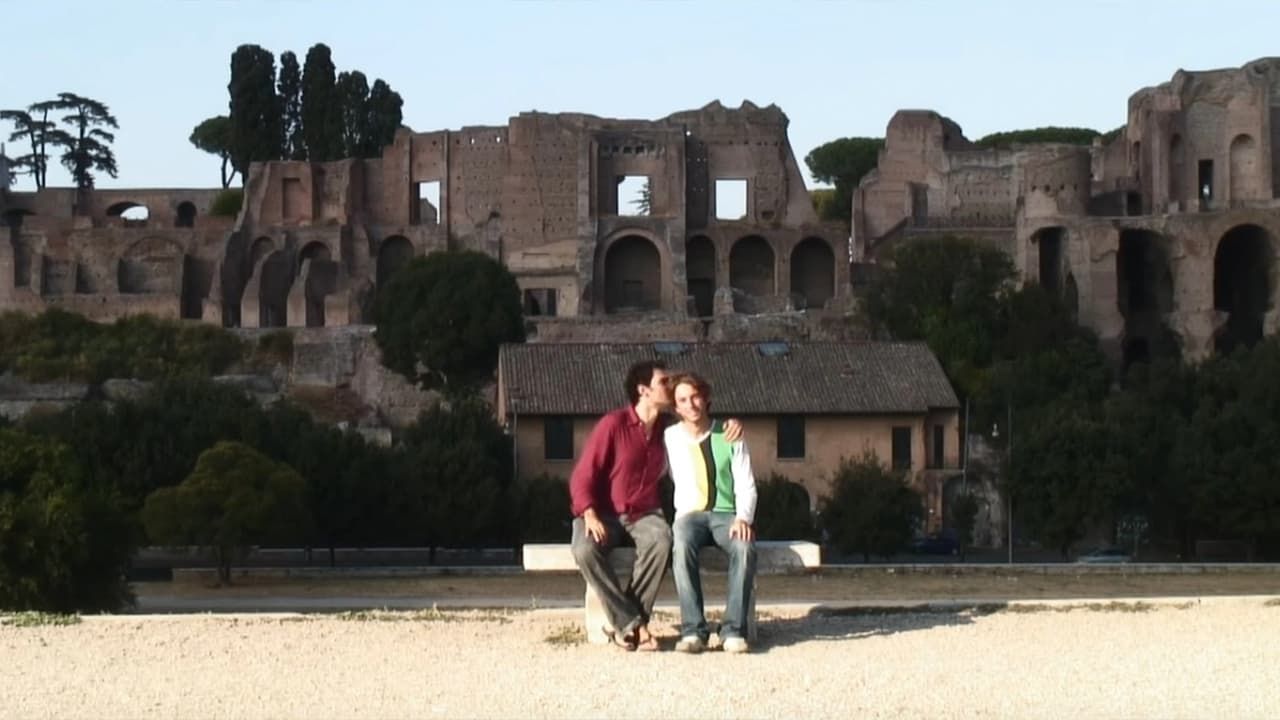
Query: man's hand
583 508 607 544
723 418 744 443
729 518 755 543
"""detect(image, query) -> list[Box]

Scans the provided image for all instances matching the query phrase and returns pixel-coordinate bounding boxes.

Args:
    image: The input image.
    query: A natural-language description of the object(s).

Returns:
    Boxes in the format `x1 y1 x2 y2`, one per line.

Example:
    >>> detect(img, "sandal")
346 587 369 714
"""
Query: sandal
605 629 636 651
634 634 660 652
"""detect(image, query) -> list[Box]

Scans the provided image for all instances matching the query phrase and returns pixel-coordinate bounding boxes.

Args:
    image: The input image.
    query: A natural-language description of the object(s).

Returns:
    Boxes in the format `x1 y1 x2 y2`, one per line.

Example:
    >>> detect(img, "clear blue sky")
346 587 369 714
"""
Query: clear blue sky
4 0 1278 191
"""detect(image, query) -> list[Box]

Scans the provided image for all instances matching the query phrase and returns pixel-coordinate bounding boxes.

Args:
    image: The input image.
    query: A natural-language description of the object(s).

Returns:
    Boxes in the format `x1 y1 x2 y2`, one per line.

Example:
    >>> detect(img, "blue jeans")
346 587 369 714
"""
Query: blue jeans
672 511 756 641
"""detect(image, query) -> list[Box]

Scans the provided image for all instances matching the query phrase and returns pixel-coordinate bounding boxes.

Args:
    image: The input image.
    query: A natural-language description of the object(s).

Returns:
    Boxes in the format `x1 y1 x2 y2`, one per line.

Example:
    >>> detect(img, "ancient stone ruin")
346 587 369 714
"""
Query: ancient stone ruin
854 57 1280 364
1 101 850 343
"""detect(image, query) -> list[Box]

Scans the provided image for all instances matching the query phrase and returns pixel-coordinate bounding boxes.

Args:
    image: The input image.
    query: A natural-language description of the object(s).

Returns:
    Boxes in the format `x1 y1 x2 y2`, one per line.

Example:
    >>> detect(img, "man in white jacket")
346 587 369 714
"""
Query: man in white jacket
664 372 757 654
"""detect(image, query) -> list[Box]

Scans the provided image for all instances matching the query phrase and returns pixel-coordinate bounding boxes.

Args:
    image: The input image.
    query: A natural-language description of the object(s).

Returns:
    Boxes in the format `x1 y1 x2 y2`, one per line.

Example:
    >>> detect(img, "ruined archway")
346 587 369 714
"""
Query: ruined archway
107 201 149 227
729 235 774 312
604 235 661 313
298 241 332 268
1117 229 1177 367
118 237 181 294
686 235 715 317
176 201 196 228
789 237 834 310
1229 134 1260 202
5 210 34 288
1214 224 1274 354
1032 227 1066 293
377 235 414 289
258 251 291 328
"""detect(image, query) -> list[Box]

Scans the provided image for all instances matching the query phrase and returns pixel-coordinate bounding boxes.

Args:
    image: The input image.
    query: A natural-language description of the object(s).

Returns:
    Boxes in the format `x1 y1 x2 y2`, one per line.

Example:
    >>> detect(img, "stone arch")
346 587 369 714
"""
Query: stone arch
686 235 715 317
298 241 332 269
1168 134 1183 205
248 236 274 274
602 234 662 313
107 201 149 226
1214 224 1274 354
300 252 338 328
729 235 775 312
1117 228 1178 366
1031 226 1067 293
789 237 835 310
377 235 414 289
1230 134 1260 202
258 250 291 328
118 237 182 294
175 201 196 228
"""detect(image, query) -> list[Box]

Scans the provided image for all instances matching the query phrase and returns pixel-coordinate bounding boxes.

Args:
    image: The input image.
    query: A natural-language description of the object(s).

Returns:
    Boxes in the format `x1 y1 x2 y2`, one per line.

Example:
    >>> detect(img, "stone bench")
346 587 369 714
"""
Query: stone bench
523 540 822 644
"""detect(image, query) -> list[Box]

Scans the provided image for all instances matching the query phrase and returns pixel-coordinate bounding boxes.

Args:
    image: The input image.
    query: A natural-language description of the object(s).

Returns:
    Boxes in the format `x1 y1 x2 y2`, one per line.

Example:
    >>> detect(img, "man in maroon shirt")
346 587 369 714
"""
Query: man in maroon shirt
569 359 675 651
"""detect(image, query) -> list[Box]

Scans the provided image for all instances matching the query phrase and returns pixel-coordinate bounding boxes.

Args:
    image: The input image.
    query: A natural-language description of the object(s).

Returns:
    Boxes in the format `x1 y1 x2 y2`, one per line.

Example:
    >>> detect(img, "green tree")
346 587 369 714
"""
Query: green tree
336 70 370 159
228 44 282 176
278 50 305 160
302 43 341 161
189 115 237 188
374 250 526 394
804 137 883 225
362 79 403 157
142 441 311 586
45 93 118 190
401 398 514 554
819 454 922 561
0 429 134 612
1 106 65 189
974 127 1101 149
864 235 1016 399
754 473 815 540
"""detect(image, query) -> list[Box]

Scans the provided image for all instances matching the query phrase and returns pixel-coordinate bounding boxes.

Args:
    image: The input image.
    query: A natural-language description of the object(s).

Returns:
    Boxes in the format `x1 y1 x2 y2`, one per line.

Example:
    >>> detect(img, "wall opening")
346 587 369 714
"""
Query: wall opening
523 288 558 317
282 177 306 221
1198 159 1214 210
181 256 213 320
686 235 716 317
107 202 149 227
1117 229 1177 367
604 235 661 313
176 201 196 228
298 241 332 268
413 181 440 225
1033 227 1066 293
258 251 291 328
729 235 774 311
715 179 747 221
616 175 650 217
790 237 834 309
1229 134 1259 202
1214 224 1273 355
377 235 414 290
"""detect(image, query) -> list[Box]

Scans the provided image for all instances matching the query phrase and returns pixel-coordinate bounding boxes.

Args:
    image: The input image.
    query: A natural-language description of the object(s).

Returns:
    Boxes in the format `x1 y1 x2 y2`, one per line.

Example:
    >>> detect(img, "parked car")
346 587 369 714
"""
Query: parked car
910 530 960 556
1076 546 1132 564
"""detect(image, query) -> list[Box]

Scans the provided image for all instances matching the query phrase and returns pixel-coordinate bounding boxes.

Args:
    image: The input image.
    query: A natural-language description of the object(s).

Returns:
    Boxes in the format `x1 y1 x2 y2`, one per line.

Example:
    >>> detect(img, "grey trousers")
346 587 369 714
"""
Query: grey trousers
570 511 672 636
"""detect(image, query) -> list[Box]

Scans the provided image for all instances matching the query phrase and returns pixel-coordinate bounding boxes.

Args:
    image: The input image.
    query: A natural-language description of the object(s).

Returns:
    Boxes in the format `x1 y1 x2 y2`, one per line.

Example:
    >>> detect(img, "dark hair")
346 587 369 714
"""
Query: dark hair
624 359 667 405
669 372 712 403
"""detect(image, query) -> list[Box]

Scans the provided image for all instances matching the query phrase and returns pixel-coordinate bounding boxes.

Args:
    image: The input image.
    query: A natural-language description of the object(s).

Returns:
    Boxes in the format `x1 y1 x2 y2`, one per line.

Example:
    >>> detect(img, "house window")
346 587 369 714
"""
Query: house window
777 415 805 459
891 426 912 471
930 424 945 469
544 417 574 460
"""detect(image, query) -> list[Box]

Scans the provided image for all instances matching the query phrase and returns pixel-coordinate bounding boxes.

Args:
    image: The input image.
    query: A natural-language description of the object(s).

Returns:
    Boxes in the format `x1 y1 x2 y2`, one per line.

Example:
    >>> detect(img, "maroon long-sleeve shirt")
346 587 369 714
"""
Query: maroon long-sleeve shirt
569 406 668 518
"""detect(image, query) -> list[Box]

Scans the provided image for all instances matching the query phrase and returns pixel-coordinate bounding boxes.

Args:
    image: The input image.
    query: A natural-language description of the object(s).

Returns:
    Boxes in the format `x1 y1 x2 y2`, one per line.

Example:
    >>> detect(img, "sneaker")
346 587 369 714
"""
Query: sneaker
722 636 749 654
674 636 706 654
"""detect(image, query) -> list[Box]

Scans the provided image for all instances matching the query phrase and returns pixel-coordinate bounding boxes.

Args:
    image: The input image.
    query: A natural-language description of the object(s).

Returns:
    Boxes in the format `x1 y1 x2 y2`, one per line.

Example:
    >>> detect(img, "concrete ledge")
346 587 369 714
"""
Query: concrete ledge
522 540 822 573
172 565 522 583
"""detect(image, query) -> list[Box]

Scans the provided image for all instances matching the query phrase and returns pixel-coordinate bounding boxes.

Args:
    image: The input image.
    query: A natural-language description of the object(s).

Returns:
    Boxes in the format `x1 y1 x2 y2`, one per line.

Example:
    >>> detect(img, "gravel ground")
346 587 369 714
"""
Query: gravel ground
3 598 1279 719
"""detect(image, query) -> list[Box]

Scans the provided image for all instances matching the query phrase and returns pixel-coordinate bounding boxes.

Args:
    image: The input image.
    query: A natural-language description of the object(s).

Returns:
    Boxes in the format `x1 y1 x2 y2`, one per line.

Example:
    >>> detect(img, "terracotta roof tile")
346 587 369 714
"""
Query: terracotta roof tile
499 341 958 415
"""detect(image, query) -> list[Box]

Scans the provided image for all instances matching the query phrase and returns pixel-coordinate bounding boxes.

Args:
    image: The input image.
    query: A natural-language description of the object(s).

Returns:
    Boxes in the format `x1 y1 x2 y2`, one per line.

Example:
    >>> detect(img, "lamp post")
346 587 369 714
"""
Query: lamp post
991 402 1013 565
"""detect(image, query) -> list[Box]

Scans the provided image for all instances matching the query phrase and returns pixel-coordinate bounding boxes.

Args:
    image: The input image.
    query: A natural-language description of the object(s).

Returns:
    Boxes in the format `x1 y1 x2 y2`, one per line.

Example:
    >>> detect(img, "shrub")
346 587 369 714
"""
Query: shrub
819 453 923 562
209 188 243 218
519 473 571 543
754 473 815 540
142 441 311 585
0 429 135 612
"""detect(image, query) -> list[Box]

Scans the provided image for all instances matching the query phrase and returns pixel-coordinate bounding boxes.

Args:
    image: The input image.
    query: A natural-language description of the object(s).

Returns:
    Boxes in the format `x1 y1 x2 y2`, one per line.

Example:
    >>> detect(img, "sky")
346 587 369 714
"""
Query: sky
4 0 1279 192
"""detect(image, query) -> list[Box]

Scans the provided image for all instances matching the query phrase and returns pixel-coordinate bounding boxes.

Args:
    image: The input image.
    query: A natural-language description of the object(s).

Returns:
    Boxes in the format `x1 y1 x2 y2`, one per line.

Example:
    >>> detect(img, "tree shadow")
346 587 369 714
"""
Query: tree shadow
752 603 1009 652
